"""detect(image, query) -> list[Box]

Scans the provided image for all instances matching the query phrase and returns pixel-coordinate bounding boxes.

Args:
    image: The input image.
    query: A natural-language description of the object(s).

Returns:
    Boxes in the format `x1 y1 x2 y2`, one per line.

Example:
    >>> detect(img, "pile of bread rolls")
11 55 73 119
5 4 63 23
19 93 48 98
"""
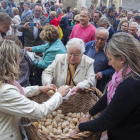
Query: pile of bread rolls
33 110 85 138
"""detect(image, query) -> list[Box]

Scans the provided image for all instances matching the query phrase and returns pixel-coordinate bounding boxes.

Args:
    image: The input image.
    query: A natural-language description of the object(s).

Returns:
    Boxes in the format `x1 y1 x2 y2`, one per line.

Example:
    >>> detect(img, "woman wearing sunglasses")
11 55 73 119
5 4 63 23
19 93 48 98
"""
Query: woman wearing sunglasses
61 14 80 46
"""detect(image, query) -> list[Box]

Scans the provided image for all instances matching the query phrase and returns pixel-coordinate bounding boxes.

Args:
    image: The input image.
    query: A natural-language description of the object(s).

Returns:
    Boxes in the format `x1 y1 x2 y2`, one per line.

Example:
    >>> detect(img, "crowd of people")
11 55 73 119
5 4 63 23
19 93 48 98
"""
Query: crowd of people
0 0 140 140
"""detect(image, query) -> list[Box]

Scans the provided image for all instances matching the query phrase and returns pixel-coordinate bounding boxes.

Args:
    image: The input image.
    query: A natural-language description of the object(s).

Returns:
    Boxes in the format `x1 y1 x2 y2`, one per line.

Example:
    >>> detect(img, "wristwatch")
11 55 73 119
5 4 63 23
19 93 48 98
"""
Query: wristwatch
85 114 91 120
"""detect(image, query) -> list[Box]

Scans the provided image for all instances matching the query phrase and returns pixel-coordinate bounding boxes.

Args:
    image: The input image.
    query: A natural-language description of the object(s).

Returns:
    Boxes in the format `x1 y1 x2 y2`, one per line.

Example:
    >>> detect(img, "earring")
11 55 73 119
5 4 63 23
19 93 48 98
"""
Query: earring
121 62 123 64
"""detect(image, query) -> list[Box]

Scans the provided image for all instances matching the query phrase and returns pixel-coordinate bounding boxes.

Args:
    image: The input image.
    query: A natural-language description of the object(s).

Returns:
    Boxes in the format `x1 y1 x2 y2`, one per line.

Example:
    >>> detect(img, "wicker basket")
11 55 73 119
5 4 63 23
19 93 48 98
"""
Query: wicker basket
21 87 103 140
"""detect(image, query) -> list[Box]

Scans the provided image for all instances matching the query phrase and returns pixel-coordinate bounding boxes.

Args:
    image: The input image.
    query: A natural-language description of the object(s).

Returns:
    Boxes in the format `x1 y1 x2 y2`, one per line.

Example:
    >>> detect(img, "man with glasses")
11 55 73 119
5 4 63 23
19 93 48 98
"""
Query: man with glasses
18 3 49 49
70 9 96 44
85 27 115 92
90 10 102 28
128 22 140 41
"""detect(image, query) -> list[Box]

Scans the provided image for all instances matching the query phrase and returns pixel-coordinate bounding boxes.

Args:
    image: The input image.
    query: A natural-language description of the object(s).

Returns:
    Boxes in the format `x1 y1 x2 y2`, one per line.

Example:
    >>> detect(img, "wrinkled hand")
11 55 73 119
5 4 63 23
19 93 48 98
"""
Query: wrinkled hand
95 72 102 80
57 85 70 97
70 86 80 96
36 21 42 29
39 84 56 95
23 22 30 28
79 116 90 123
70 125 80 136
70 129 79 136
25 47 32 52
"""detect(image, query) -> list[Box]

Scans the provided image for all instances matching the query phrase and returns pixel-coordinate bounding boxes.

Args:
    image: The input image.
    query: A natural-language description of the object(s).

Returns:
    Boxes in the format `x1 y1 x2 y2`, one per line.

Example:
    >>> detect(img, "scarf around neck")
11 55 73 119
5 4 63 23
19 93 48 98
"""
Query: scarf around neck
107 67 131 104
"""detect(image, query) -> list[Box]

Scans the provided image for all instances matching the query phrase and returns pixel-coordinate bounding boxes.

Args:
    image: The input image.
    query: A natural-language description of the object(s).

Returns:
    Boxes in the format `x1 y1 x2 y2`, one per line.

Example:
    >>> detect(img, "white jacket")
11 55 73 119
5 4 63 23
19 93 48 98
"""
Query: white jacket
42 54 96 89
0 84 62 140
11 15 22 36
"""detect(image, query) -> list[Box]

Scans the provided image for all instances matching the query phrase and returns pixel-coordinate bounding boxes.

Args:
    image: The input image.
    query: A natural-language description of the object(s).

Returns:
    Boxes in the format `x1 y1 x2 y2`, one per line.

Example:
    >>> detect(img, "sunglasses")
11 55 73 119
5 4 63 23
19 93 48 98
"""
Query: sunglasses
95 36 107 41
74 20 80 23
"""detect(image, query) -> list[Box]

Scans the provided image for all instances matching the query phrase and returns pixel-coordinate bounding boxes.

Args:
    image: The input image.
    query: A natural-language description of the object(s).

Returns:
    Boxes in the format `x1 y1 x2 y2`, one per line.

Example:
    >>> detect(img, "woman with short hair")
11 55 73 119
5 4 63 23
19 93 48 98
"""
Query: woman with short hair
25 25 66 85
59 9 68 34
42 38 96 94
71 33 140 140
117 19 129 33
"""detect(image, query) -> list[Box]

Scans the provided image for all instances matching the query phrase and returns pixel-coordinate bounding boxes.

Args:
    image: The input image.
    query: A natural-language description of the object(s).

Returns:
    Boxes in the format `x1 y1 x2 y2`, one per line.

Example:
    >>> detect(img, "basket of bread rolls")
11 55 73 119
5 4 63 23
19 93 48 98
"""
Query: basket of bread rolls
21 87 103 140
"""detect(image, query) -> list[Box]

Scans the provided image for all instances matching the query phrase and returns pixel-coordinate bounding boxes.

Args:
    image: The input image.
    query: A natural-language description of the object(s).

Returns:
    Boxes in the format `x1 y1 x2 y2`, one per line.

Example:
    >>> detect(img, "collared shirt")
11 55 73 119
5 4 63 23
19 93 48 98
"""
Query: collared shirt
86 41 107 74
90 21 99 28
33 15 41 39
85 41 115 92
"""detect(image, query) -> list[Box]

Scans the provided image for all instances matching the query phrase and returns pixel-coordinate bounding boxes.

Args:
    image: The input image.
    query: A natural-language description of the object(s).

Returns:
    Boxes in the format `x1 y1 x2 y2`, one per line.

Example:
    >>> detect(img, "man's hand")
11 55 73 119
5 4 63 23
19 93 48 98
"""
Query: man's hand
23 22 30 29
36 21 42 29
70 86 81 96
25 47 32 52
95 72 103 80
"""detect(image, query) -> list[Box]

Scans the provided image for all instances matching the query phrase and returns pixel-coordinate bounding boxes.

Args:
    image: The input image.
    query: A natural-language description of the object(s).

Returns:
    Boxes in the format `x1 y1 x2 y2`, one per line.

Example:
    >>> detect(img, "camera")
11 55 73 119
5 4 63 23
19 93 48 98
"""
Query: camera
29 23 36 26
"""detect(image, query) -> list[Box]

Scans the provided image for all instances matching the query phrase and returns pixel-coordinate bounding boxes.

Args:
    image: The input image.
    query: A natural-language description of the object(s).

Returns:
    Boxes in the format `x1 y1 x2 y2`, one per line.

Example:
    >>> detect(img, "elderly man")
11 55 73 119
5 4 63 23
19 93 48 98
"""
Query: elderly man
42 38 96 95
70 9 96 44
1 0 12 17
105 7 117 32
55 3 61 18
0 12 11 41
90 10 102 28
85 27 115 92
127 11 133 22
128 22 140 41
18 3 49 48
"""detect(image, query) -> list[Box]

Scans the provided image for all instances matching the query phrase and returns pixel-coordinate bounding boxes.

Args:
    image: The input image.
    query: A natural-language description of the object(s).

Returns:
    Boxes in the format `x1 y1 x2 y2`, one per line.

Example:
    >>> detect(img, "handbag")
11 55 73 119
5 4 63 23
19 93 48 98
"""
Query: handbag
58 25 63 39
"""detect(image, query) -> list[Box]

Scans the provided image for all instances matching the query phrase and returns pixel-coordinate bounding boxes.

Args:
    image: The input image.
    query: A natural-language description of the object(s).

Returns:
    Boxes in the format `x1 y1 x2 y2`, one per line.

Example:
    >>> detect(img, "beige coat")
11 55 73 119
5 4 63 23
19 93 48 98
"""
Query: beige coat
11 15 22 36
42 54 96 89
0 84 62 140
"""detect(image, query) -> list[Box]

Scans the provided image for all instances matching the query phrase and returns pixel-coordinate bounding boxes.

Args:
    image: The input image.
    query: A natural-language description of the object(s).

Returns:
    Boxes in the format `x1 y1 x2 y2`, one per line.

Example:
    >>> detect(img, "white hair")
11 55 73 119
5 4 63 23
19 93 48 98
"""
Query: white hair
66 38 85 54
55 3 59 7
129 22 139 29
95 27 109 38
82 5 87 9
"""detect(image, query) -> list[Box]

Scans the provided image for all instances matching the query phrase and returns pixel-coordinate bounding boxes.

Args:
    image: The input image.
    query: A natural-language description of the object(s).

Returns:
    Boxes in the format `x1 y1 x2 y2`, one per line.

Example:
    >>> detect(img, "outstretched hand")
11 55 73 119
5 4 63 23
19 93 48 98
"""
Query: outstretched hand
39 84 56 95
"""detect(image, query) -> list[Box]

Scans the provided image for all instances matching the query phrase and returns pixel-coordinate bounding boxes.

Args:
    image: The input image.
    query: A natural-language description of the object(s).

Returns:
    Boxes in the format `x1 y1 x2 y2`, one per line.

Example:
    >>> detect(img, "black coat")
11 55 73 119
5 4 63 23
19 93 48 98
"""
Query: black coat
79 76 140 140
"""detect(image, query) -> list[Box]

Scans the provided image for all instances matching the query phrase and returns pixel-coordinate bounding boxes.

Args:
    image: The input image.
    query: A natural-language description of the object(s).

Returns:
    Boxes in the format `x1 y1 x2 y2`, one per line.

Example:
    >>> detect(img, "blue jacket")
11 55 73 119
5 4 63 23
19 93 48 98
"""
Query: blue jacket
59 15 68 33
105 13 117 32
85 41 115 92
32 38 66 69
21 9 32 21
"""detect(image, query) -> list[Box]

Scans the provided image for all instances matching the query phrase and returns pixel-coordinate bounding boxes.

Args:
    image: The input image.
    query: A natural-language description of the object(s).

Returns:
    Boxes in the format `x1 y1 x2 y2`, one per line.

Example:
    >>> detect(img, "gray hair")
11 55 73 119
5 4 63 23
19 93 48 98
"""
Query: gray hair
81 5 87 9
98 17 112 27
55 3 59 7
66 38 85 54
1 0 8 6
81 9 91 17
129 22 139 29
95 27 109 38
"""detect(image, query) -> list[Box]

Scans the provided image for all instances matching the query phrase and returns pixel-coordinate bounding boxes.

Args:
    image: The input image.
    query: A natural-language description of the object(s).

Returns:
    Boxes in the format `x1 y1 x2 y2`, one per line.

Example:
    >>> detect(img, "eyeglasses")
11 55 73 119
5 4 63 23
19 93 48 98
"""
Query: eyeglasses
68 52 81 57
93 16 98 18
95 36 107 41
74 20 80 23
121 25 128 27
122 16 126 17
34 10 42 13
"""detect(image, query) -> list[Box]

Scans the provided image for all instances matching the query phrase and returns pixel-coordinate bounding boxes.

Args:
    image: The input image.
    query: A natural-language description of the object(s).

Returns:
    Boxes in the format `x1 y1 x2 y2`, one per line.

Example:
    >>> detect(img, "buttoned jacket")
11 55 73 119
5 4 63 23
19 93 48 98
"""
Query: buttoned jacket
42 54 96 89
0 84 62 140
